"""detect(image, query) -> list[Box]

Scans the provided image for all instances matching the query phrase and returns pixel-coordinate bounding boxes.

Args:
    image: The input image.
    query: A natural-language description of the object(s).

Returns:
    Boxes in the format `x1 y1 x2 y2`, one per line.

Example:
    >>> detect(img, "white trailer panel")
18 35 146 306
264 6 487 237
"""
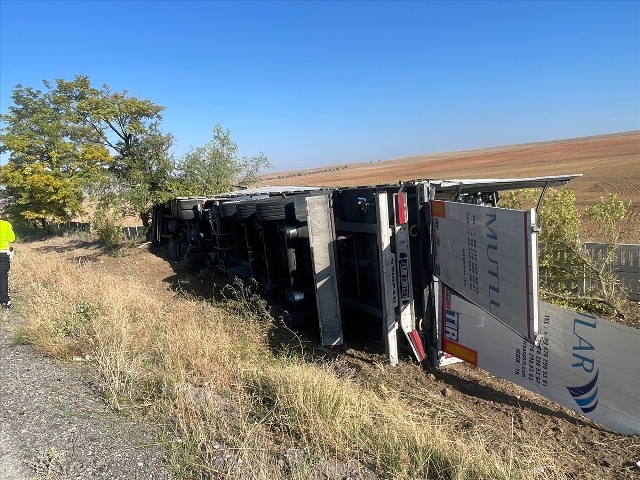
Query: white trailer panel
437 283 640 435
306 195 343 346
376 192 399 366
432 200 539 342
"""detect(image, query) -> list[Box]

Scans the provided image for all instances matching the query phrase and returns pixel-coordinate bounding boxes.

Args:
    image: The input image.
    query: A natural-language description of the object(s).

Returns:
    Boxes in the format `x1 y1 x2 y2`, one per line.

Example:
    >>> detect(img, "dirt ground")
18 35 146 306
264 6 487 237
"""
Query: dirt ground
251 131 640 477
0 305 177 480
261 131 640 244
15 132 640 478
16 236 638 480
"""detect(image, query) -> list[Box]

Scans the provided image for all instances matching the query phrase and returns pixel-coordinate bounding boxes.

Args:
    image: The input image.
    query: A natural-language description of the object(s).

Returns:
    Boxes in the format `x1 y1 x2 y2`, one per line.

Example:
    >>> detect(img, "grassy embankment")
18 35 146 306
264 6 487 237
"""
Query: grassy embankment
8 238 561 480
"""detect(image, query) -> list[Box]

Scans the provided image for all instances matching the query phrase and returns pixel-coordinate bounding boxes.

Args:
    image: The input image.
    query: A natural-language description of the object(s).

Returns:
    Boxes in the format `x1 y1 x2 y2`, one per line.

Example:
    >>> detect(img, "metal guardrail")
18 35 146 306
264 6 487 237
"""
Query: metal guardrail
583 243 640 301
45 222 146 240
120 226 146 239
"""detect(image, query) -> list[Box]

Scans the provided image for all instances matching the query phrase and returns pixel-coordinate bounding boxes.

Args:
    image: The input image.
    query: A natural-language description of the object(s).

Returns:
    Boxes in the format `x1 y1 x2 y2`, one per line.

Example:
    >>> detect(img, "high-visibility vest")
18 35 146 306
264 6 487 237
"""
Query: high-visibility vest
0 220 15 251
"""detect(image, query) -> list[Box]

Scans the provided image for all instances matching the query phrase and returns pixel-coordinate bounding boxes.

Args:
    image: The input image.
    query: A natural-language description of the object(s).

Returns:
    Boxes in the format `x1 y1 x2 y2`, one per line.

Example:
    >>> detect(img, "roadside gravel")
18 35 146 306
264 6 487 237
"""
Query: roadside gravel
0 309 177 480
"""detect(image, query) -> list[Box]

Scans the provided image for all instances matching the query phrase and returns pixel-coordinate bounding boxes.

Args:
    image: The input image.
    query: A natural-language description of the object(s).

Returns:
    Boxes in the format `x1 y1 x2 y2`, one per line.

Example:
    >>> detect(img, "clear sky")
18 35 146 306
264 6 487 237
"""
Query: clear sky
1 1 638 172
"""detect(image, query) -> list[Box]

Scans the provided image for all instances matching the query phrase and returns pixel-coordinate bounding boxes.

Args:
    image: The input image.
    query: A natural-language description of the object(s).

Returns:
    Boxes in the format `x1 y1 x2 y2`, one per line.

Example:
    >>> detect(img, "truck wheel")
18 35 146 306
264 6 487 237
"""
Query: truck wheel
236 200 257 220
256 197 296 221
172 198 203 220
220 201 238 218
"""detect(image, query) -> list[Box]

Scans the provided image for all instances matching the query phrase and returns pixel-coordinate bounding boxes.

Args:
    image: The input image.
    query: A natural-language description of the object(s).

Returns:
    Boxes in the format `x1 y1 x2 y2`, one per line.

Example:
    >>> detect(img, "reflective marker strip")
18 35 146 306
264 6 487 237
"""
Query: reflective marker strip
408 330 426 361
442 339 478 366
395 192 408 225
431 200 446 218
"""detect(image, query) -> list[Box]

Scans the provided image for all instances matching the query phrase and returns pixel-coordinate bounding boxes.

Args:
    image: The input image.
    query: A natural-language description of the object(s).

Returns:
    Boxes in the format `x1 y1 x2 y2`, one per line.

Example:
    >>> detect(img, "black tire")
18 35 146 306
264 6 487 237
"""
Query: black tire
172 198 203 220
179 209 196 221
151 206 162 247
166 240 179 260
255 197 296 221
220 201 238 218
236 200 257 220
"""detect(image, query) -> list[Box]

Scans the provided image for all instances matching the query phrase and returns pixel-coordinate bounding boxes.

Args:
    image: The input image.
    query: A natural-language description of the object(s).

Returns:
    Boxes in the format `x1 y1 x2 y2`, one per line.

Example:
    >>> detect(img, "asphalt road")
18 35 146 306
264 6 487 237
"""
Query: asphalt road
0 310 176 480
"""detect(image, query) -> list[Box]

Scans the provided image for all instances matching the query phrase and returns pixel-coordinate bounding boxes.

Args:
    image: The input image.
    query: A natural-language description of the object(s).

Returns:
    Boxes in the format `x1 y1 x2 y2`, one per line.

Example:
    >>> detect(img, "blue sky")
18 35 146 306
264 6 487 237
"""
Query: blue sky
1 1 638 172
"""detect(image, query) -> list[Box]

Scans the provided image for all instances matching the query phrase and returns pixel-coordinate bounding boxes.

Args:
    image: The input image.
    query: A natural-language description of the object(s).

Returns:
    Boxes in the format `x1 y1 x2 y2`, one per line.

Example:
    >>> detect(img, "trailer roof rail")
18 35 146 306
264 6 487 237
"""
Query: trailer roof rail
425 174 582 194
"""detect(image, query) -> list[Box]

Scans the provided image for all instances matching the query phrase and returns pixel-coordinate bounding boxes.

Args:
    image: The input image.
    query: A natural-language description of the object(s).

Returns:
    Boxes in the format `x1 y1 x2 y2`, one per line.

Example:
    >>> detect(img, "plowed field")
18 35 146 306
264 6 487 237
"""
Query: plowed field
262 131 640 243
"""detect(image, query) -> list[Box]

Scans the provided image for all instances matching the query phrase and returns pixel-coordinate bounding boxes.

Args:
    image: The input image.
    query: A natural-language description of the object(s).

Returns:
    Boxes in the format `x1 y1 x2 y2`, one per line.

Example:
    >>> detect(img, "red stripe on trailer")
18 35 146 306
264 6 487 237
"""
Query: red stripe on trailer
440 283 446 351
523 211 532 340
395 193 408 225
408 330 426 361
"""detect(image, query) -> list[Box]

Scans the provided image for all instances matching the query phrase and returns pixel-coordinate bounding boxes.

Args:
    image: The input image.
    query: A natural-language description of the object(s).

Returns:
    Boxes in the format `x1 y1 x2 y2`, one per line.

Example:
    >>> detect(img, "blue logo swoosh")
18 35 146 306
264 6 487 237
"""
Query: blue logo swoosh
567 370 599 414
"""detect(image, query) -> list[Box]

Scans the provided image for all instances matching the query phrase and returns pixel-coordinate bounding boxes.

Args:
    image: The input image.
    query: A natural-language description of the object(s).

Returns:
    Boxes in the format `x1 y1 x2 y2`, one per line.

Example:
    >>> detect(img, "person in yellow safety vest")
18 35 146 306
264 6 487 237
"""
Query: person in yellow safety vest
0 213 15 308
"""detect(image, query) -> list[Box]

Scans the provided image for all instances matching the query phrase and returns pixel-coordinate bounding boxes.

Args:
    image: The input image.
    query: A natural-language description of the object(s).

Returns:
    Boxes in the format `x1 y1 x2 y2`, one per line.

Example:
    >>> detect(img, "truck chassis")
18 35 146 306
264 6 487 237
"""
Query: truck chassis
150 176 577 367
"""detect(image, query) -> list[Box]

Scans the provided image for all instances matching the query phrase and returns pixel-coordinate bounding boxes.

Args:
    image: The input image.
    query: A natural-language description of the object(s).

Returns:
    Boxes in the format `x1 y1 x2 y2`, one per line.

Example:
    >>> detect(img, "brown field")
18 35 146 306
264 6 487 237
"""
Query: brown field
262 131 640 243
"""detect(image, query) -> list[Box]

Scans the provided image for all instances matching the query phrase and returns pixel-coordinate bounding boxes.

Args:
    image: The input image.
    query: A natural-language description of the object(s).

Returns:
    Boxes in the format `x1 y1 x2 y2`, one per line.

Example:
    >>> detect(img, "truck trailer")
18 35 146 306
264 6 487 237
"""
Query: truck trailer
150 174 640 435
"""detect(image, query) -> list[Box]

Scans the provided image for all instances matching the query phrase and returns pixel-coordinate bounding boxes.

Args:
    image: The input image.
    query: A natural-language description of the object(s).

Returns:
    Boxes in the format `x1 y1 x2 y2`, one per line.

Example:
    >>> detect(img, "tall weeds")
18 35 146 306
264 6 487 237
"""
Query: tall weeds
8 239 554 479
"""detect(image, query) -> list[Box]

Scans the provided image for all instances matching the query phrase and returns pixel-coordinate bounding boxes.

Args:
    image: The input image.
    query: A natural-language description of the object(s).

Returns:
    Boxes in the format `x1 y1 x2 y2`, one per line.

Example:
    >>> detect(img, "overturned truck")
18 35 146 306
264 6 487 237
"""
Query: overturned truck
151 175 640 435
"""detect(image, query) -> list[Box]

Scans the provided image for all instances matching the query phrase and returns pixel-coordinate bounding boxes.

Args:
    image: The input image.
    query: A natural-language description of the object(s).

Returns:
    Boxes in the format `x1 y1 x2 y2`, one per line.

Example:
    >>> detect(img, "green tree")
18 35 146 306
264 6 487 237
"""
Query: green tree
585 193 628 243
0 83 111 226
582 194 630 311
501 188 583 297
1 76 175 229
50 76 174 227
90 123 177 227
500 188 629 315
177 125 271 196
2 76 269 232
51 76 165 165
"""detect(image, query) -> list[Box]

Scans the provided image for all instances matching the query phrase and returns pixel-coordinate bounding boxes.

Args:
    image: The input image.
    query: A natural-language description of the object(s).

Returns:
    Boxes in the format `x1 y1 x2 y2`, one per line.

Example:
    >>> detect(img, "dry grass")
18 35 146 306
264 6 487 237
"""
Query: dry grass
8 239 563 480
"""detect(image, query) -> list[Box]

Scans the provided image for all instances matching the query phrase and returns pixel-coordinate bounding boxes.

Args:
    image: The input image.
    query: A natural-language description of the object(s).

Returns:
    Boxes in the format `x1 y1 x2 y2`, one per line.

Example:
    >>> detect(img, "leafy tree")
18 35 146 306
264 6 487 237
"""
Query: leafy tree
177 125 271 196
2 76 269 232
1 76 175 228
581 194 630 312
500 188 629 315
50 76 174 226
0 83 111 226
0 162 83 227
584 193 628 243
50 76 165 165
90 123 177 227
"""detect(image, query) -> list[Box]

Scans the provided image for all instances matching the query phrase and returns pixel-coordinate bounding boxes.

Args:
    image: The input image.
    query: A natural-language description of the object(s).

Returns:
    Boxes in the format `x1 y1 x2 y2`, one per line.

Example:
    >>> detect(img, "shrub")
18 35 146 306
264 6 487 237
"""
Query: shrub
582 194 631 312
92 208 124 245
500 188 629 315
